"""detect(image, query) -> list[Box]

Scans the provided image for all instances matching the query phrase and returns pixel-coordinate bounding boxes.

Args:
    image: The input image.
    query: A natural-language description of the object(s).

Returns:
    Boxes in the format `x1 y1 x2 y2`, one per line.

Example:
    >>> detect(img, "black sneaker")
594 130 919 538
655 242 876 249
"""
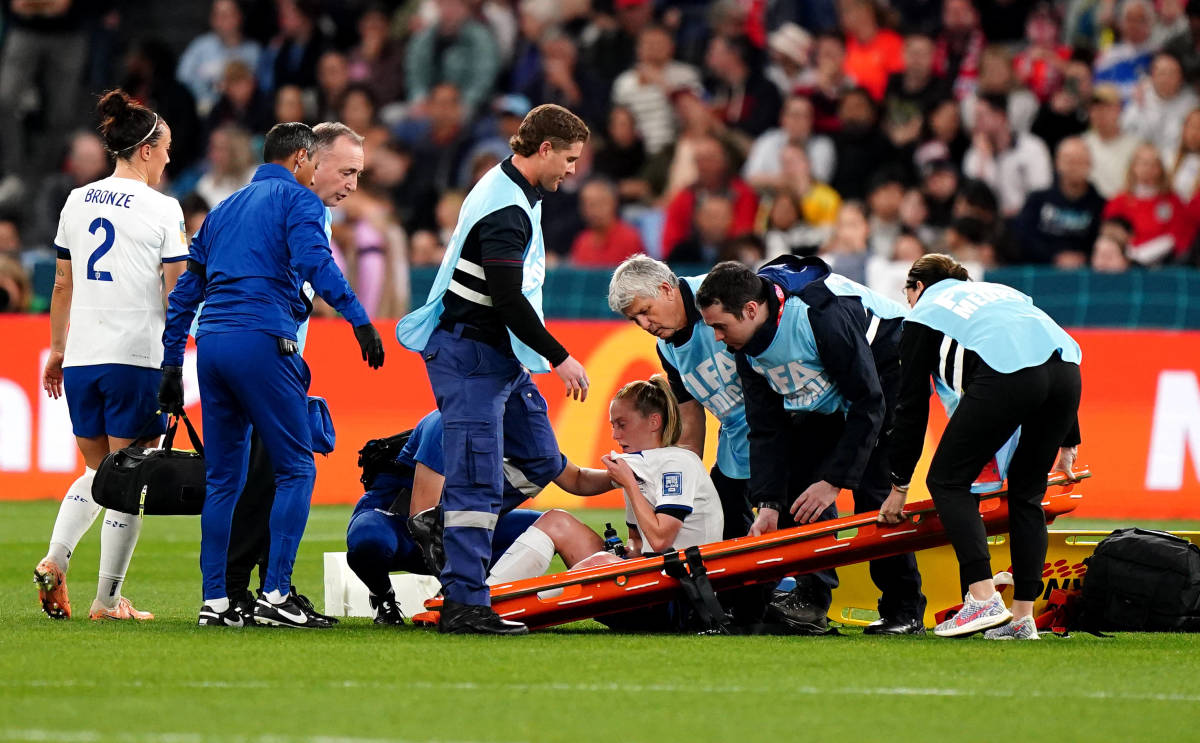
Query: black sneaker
290 588 339 625
370 591 405 625
230 591 256 626
863 615 926 636
438 599 528 635
198 603 246 628
253 594 333 629
767 588 833 635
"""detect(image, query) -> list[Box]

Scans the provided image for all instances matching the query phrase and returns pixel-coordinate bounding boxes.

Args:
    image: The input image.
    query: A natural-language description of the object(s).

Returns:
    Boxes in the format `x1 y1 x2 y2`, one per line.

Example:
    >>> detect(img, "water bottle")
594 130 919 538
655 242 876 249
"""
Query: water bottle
603 522 627 558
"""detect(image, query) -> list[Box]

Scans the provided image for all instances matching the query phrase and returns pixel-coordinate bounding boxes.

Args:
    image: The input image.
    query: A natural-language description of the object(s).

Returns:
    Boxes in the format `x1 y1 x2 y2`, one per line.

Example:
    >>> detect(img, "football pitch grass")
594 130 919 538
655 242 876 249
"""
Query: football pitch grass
2 501 1199 743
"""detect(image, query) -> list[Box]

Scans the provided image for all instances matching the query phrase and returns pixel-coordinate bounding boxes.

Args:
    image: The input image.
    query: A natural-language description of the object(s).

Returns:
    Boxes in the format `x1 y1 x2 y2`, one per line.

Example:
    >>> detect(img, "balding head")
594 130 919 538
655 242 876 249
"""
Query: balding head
1056 136 1092 192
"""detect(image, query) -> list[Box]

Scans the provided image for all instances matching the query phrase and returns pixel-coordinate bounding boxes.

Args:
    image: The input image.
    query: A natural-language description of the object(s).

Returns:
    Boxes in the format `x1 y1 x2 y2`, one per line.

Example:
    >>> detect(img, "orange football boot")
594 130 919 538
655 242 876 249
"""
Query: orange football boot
34 559 71 620
89 597 154 621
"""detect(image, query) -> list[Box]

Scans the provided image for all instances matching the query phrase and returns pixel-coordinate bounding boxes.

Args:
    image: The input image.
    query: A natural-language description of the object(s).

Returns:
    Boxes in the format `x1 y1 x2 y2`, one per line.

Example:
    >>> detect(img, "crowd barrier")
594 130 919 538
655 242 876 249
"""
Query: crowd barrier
1 316 1198 519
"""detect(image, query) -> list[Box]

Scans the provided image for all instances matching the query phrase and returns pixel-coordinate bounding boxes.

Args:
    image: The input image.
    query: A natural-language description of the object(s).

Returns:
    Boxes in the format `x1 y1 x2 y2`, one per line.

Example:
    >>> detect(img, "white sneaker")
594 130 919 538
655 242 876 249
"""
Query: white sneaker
984 615 1040 640
934 591 1012 637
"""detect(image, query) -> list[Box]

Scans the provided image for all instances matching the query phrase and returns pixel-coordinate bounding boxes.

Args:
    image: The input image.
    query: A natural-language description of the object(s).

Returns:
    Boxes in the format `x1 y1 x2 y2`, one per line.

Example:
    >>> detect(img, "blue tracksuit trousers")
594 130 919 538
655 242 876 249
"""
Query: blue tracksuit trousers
197 330 315 601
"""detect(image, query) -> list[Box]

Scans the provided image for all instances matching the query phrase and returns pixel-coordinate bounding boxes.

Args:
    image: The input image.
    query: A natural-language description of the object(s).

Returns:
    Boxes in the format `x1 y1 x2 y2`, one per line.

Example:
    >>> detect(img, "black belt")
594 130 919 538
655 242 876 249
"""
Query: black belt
437 320 509 350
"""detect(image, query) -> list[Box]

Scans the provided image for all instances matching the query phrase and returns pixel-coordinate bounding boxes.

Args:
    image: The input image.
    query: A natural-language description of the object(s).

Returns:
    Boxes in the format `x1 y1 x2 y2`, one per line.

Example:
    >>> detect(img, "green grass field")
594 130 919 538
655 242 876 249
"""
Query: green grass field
2 501 1199 743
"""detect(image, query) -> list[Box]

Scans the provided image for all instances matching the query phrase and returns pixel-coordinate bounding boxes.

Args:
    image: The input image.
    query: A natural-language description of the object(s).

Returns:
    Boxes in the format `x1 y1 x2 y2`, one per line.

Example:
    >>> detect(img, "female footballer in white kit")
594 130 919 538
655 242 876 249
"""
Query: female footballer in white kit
35 89 188 621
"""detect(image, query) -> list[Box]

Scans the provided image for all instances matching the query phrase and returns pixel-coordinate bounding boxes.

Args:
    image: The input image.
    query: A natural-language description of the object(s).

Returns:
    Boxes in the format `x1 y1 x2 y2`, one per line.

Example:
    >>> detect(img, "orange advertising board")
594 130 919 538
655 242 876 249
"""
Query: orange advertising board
1 316 1198 519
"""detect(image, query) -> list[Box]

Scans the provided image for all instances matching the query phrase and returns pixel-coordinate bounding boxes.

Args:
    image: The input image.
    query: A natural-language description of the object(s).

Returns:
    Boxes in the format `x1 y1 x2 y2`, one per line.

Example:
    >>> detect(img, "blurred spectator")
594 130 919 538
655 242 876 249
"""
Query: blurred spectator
0 218 22 254
918 149 960 230
120 39 203 176
274 84 310 125
176 0 262 117
922 96 970 165
611 26 703 156
0 253 31 313
370 138 437 233
316 51 351 122
1013 4 1072 102
1091 218 1134 272
261 0 330 91
885 31 950 118
1093 0 1157 102
976 0 1036 43
1122 52 1198 158
866 170 905 259
408 189 464 268
1153 0 1191 46
820 200 870 282
406 0 500 113
963 93 1053 217
706 34 783 144
725 232 767 267
180 193 210 240
961 45 1038 134
669 193 734 268
1031 55 1094 155
347 5 406 105
656 87 738 200
743 96 837 190
569 179 644 266
206 60 274 136
766 22 813 96
194 125 257 208
831 87 898 200
1102 143 1195 265
935 0 986 100
0 0 92 184
338 84 384 142
508 0 555 95
796 33 852 135
592 106 651 203
661 136 757 258
865 226 928 298
461 94 529 184
335 186 409 317
1083 83 1141 198
406 83 475 194
1168 108 1200 200
944 214 995 266
31 132 110 250
1014 137 1106 266
759 142 841 258
840 0 904 101
584 0 655 93
522 32 603 129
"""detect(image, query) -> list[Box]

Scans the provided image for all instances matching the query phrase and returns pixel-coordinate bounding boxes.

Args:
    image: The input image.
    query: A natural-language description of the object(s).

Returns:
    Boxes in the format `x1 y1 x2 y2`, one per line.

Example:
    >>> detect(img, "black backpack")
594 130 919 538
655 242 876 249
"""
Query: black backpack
1078 528 1200 632
92 413 206 516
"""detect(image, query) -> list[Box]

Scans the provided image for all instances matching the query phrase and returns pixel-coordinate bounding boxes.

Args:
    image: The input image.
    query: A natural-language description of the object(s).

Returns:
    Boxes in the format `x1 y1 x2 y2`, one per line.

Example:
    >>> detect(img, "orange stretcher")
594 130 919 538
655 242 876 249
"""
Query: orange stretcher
413 471 1089 631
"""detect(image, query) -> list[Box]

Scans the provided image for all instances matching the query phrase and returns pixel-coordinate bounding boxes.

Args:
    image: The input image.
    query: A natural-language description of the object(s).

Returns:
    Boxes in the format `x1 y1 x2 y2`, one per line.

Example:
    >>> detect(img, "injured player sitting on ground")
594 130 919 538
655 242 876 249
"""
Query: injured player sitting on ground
486 376 727 631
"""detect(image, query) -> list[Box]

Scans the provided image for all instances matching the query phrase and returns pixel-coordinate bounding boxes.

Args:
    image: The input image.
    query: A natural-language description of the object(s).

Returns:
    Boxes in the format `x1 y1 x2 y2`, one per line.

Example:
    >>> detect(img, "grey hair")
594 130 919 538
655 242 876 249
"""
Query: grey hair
312 121 364 153
607 254 679 314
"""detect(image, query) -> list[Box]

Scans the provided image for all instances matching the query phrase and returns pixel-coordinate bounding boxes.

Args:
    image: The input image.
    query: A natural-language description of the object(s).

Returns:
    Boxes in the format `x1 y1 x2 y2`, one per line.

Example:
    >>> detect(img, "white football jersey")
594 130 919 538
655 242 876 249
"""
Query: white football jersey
619 446 724 552
55 176 188 369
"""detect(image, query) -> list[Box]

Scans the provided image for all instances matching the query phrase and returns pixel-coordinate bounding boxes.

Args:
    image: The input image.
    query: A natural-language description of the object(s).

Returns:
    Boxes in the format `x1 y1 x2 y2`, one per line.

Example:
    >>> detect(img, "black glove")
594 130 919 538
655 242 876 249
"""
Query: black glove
408 507 446 575
354 323 385 369
158 366 184 415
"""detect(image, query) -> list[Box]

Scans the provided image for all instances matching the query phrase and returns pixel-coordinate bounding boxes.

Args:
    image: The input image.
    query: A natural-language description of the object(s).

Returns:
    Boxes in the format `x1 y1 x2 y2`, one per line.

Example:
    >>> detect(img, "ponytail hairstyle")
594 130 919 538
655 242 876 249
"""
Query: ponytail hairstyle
905 253 971 292
613 375 682 447
97 89 163 160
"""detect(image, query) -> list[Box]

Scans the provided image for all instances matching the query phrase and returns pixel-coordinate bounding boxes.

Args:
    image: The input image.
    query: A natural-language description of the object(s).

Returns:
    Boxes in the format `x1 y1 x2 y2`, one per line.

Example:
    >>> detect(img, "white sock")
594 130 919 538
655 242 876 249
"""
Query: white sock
207 597 229 612
96 509 143 608
487 526 555 585
44 467 102 573
264 589 289 605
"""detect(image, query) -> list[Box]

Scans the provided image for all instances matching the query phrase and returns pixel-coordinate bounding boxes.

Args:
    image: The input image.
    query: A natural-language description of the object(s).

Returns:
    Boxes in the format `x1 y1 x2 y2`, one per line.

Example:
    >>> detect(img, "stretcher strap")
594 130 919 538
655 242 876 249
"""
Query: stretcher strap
662 547 731 634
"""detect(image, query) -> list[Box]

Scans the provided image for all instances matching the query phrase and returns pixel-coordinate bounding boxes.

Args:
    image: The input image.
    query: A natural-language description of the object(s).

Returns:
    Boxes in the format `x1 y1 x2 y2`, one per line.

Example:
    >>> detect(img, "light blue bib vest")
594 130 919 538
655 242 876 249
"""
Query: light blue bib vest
395 163 550 373
747 274 908 414
906 279 1081 374
657 276 750 479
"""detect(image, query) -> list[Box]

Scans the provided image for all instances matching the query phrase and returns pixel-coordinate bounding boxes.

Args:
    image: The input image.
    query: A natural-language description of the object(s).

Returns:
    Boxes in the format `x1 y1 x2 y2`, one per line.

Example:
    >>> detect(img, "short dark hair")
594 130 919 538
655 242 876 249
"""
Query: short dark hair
695 261 769 320
263 122 314 163
509 104 590 157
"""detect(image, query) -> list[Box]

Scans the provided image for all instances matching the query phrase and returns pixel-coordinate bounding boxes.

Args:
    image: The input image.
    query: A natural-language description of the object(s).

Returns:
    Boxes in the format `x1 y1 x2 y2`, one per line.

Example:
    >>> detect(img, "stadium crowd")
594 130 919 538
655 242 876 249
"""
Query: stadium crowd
3 0 1200 317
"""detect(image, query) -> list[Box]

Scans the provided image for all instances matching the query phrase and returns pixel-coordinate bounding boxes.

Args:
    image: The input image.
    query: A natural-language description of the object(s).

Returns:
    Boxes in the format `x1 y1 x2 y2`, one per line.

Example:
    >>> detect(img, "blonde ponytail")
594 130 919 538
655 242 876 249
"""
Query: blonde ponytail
614 374 681 447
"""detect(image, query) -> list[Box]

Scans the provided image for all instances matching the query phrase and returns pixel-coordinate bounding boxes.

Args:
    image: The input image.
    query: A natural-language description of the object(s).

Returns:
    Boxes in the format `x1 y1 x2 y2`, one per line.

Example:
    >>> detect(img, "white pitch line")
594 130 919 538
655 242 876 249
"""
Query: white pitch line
0 731 521 743
3 679 1198 703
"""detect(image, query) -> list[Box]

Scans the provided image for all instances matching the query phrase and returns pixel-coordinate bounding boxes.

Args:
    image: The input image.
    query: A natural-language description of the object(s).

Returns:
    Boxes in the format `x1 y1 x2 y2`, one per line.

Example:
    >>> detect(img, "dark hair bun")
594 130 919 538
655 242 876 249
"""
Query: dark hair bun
96 88 161 158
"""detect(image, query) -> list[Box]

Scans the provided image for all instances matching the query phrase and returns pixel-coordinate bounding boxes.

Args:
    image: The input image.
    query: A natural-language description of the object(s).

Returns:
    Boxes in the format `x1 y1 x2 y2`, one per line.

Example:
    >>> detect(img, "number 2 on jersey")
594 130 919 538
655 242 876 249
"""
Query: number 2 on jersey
87 217 116 282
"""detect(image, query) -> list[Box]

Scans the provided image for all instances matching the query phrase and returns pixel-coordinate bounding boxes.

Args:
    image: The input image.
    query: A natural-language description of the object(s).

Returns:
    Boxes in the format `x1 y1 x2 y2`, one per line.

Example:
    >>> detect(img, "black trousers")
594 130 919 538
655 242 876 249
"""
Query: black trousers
779 409 927 621
711 465 753 540
226 429 276 599
926 357 1082 602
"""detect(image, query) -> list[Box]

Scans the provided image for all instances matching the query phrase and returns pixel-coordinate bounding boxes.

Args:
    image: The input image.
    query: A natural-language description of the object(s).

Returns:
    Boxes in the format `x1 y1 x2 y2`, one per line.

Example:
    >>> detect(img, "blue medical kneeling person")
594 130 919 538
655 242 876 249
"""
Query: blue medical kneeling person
160 123 384 629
